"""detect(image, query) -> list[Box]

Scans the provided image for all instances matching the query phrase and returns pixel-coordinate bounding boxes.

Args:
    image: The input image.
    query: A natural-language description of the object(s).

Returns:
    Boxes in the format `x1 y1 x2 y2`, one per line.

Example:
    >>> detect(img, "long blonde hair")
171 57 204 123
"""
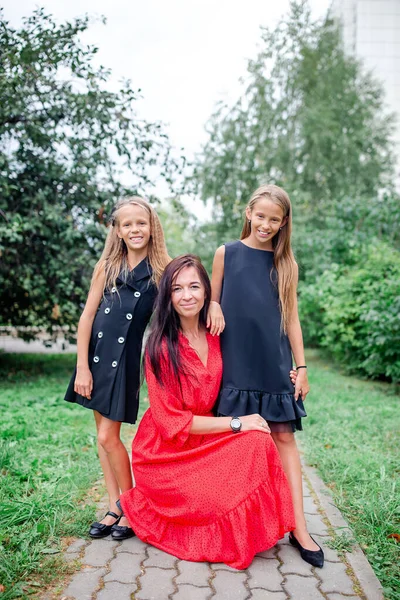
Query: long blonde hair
92 196 170 291
241 184 296 332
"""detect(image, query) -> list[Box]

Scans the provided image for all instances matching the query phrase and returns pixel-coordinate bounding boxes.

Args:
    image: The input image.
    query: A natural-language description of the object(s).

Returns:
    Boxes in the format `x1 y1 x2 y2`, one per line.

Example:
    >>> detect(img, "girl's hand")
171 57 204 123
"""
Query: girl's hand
294 369 309 401
240 414 271 433
207 301 225 336
290 368 297 385
74 366 93 400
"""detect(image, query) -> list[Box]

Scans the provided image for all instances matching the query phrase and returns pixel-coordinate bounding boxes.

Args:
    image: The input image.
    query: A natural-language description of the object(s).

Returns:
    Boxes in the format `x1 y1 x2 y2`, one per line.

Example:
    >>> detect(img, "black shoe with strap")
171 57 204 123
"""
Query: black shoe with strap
289 532 324 568
89 511 121 539
111 499 135 540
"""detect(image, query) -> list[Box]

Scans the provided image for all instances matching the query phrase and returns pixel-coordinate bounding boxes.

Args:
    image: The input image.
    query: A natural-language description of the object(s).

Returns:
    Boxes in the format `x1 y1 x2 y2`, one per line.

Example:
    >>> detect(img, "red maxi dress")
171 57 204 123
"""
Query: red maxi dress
120 332 295 570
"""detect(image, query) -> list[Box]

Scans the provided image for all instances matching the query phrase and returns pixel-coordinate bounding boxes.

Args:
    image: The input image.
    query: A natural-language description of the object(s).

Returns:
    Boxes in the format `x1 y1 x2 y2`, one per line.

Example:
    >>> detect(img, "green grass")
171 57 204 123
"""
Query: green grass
0 353 130 599
302 350 400 600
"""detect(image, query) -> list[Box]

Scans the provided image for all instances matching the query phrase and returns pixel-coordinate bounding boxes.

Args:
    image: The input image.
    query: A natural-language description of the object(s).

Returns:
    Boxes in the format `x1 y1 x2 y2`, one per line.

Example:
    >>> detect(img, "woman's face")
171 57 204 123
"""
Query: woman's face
171 266 206 319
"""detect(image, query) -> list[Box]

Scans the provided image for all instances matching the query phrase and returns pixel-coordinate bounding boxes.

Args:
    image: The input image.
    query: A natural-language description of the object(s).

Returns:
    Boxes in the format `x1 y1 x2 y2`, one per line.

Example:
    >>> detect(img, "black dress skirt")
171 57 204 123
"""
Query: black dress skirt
65 258 157 424
216 241 306 432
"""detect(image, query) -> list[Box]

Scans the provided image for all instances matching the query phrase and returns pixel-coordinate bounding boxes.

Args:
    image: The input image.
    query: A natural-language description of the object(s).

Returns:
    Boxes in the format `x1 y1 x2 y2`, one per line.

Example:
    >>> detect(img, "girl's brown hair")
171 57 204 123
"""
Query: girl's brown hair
241 184 296 332
91 196 170 291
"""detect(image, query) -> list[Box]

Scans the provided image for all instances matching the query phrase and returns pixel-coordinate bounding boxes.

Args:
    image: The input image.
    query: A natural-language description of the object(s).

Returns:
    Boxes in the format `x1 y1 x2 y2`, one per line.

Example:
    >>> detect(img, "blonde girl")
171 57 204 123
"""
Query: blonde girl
208 184 324 568
65 197 170 540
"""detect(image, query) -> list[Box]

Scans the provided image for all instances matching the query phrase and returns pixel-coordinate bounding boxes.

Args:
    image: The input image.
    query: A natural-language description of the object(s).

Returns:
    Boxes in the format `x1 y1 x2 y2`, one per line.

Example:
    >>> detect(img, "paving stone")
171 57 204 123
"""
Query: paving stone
103 552 143 583
302 483 311 498
174 584 213 600
143 545 177 568
83 538 118 567
247 557 283 591
64 551 80 563
136 566 176 600
250 591 287 600
319 560 356 595
96 581 137 600
303 495 320 515
212 570 248 600
256 546 278 559
115 536 148 555
305 512 330 536
64 566 106 599
66 538 87 554
326 594 358 599
284 574 325 599
277 543 314 576
176 560 213 586
210 562 244 573
311 535 342 563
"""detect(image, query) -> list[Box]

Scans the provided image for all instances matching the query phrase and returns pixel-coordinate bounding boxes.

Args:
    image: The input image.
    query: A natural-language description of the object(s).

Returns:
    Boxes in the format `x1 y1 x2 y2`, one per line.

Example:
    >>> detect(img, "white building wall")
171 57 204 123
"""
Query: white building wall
331 0 400 154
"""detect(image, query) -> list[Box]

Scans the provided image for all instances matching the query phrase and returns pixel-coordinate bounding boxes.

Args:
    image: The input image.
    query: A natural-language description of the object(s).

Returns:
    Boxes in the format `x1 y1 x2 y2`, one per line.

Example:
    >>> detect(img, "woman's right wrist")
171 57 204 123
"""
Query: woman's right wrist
77 363 90 371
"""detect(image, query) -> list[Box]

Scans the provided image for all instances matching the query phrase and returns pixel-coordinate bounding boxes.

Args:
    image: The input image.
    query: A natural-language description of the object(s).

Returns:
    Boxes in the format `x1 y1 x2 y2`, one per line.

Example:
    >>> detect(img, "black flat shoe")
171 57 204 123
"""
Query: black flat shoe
89 511 121 539
289 532 324 568
111 499 135 540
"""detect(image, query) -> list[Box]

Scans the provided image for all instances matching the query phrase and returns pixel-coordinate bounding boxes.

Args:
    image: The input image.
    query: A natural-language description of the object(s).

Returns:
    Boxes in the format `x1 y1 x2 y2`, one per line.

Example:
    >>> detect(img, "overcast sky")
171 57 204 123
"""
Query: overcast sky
3 0 331 215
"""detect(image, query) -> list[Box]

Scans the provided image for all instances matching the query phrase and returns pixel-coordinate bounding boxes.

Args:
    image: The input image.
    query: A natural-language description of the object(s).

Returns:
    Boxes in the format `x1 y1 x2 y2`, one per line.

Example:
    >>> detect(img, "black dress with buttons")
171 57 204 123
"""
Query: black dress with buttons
65 258 157 424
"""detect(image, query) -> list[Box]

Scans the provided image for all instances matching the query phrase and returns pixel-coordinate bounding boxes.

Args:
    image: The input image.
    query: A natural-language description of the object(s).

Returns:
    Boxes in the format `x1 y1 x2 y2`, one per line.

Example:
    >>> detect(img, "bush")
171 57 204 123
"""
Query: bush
299 240 400 382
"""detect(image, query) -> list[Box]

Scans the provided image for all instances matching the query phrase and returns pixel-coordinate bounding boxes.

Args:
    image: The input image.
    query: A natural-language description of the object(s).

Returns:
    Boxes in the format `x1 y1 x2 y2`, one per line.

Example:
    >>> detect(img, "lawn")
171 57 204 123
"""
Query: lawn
0 351 398 599
302 350 400 600
0 353 136 599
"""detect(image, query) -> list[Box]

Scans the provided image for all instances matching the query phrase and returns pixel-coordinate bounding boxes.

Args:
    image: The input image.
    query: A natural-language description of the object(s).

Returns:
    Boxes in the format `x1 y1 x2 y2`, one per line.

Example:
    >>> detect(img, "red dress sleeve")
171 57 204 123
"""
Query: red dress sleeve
145 354 193 448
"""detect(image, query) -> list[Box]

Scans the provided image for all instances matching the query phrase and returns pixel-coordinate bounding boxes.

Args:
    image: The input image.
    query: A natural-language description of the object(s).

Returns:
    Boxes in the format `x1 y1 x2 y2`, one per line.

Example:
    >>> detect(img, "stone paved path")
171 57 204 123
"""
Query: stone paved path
58 461 383 600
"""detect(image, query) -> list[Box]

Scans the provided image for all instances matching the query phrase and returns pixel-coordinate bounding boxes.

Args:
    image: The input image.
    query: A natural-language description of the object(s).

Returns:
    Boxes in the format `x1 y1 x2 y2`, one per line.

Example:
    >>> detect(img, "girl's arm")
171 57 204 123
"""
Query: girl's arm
287 263 310 401
74 269 105 399
207 245 226 335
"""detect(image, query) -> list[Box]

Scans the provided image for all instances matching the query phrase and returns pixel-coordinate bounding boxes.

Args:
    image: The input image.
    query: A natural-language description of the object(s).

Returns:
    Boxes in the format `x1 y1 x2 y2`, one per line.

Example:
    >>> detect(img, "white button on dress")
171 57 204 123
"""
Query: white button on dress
98 332 103 338
112 361 118 368
126 313 132 320
93 356 100 363
118 337 125 344
104 307 110 314
134 291 141 298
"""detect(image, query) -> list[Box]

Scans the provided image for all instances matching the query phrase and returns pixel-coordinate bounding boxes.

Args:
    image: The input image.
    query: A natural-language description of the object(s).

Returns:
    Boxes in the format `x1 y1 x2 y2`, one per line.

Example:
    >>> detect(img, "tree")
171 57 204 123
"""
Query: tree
193 0 398 268
0 9 182 340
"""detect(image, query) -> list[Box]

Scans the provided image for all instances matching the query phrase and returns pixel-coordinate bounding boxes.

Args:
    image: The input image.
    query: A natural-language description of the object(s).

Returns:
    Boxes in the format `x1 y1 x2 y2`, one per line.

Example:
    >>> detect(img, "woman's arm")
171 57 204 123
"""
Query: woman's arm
287 263 310 401
74 269 105 399
207 245 225 335
190 414 271 435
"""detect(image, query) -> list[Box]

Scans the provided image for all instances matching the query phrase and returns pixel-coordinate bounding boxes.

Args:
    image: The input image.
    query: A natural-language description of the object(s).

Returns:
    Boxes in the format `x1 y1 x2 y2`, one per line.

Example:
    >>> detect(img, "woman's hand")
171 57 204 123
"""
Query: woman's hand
207 301 225 336
74 366 93 399
290 368 297 385
240 414 271 433
294 369 309 401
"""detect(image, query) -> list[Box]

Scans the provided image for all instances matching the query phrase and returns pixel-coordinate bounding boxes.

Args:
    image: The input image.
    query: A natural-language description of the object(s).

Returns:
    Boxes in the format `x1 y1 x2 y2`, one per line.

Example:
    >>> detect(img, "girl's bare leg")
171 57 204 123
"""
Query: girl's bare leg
271 431 319 551
94 411 133 527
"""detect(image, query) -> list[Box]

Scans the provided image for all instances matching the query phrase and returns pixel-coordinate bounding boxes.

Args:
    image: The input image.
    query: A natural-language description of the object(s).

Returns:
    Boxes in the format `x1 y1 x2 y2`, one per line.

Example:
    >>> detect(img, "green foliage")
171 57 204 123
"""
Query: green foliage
303 350 400 599
0 9 181 339
193 1 396 243
299 241 400 382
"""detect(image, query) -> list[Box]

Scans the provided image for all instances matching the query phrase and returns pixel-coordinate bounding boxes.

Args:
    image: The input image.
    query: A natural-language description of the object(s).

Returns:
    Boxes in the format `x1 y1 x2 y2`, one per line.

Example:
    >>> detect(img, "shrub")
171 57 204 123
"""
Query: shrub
299 240 400 382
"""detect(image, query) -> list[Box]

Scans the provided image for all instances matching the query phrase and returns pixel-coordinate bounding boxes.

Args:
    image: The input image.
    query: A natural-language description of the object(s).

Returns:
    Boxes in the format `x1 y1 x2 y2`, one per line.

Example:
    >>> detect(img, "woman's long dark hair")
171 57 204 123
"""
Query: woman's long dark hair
145 254 211 384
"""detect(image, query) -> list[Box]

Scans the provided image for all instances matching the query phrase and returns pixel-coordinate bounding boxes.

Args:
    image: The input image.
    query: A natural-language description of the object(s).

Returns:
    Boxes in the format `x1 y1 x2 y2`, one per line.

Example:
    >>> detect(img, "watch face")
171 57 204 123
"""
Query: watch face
231 418 241 431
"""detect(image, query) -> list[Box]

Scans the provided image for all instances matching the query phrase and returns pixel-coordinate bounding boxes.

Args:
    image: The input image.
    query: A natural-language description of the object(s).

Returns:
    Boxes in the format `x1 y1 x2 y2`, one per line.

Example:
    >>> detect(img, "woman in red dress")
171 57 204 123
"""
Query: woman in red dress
120 254 295 570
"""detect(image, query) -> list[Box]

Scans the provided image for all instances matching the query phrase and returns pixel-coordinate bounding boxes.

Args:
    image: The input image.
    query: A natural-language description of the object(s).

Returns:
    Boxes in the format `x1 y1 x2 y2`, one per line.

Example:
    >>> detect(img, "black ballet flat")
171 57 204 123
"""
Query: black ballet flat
111 499 135 540
289 532 324 568
89 511 121 538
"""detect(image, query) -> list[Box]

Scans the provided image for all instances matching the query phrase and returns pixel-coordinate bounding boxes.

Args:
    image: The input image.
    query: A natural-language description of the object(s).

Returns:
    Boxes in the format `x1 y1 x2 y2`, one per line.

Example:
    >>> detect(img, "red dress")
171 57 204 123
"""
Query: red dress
120 332 295 570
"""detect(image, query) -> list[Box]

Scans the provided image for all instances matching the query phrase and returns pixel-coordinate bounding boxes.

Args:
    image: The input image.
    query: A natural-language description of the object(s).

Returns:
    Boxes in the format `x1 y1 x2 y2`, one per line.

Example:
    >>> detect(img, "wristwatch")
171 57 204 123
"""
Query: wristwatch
230 416 242 433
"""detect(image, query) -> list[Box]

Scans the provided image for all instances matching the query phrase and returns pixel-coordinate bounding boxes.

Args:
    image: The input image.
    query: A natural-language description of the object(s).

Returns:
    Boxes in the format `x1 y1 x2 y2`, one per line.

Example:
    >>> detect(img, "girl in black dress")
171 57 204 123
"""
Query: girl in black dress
208 184 324 568
65 197 170 540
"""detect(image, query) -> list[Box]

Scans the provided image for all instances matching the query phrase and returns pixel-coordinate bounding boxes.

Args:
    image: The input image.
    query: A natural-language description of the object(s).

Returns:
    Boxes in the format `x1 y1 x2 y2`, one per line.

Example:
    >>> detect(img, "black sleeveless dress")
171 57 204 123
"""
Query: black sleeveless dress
217 240 306 432
65 258 157 424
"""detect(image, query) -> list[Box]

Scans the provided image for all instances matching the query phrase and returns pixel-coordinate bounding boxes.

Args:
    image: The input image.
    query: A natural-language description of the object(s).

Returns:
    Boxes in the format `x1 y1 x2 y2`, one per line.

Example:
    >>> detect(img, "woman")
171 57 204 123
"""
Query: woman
120 254 295 569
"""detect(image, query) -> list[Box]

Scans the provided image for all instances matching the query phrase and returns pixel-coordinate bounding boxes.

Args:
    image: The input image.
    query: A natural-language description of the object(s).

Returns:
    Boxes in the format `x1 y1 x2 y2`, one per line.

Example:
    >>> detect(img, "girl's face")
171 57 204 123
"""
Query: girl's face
117 204 151 252
171 266 206 320
246 198 287 245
